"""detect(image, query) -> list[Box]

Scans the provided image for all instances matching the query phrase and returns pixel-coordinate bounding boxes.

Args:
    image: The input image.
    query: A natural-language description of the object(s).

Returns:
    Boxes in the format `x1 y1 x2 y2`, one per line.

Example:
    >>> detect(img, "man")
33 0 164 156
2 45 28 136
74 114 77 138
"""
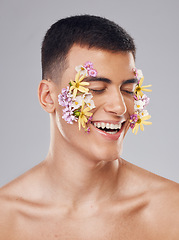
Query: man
0 15 179 240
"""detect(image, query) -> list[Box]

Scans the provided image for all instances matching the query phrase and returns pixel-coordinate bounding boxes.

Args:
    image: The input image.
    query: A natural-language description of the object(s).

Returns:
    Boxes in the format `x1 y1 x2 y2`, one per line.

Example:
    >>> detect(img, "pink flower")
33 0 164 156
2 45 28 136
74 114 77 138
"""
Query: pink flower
88 69 97 77
87 116 93 124
85 127 90 133
130 122 136 129
84 61 93 70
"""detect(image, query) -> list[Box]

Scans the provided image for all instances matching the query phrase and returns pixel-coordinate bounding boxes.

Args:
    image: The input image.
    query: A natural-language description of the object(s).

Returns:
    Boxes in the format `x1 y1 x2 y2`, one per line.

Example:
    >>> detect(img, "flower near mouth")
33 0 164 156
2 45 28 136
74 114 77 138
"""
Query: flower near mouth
132 115 152 135
135 77 152 98
78 101 93 130
70 71 89 98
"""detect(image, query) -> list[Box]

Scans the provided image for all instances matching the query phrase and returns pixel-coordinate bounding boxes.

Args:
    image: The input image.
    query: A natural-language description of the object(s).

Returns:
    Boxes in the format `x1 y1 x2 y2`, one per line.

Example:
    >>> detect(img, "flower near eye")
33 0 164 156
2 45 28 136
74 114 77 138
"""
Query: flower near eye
134 100 145 111
75 65 88 76
71 96 83 110
133 68 143 81
88 69 97 77
135 77 152 98
83 93 96 109
84 61 93 70
130 68 152 134
132 115 152 135
78 101 93 130
70 71 89 98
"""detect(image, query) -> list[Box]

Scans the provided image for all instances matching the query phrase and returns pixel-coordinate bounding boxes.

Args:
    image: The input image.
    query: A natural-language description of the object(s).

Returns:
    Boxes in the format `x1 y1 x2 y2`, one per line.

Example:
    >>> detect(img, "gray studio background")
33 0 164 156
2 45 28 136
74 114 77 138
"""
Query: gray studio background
0 0 178 186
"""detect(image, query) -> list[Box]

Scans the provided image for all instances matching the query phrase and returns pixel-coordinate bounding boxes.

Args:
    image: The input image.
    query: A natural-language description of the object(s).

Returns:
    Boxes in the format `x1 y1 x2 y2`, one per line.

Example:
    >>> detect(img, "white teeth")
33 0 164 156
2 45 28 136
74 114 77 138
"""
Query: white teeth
106 123 110 129
106 131 118 134
93 122 122 130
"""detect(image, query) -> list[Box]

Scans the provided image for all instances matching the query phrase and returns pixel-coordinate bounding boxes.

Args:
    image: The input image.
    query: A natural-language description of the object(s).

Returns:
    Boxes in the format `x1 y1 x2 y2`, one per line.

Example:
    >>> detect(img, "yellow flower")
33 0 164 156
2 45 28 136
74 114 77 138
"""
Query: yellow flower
135 77 152 98
132 115 152 135
78 101 93 130
70 71 89 98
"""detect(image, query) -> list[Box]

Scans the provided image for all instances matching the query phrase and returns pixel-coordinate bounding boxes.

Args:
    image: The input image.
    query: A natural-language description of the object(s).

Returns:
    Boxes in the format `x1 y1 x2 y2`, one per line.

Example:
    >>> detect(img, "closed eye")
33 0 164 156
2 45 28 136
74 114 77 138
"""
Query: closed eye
89 89 106 93
121 90 134 96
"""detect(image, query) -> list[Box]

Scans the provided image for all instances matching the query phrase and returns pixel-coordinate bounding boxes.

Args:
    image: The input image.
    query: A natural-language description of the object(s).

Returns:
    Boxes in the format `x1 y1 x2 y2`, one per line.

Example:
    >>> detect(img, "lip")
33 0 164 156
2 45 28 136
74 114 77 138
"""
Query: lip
91 120 125 125
91 121 125 141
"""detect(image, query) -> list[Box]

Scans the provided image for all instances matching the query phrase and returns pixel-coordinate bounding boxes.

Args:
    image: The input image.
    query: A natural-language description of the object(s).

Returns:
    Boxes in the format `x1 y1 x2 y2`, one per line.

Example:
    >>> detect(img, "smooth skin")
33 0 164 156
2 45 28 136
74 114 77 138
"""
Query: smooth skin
0 45 179 240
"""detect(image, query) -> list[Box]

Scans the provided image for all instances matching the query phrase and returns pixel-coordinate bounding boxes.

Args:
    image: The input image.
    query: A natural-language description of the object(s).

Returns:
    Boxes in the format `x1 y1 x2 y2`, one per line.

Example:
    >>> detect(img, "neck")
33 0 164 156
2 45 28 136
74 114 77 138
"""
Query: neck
43 118 124 208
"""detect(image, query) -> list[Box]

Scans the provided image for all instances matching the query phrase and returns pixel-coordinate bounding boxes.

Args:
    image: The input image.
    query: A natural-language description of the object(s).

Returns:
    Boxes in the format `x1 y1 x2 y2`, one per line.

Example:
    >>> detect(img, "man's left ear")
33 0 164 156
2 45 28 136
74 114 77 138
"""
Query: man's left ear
38 80 56 113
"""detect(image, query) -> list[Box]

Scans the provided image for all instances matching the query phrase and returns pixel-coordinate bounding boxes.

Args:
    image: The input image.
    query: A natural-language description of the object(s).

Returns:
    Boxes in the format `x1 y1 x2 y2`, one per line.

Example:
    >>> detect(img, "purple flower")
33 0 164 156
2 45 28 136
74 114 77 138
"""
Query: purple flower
85 127 90 133
141 94 150 107
130 114 138 123
62 110 77 124
87 116 93 124
130 122 136 129
134 95 138 101
58 87 73 107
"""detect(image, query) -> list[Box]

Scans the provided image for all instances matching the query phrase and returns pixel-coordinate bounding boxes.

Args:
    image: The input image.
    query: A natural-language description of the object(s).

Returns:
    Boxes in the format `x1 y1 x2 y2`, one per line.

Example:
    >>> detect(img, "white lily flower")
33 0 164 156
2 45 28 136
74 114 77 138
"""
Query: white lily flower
75 65 88 76
71 95 83 110
83 93 96 109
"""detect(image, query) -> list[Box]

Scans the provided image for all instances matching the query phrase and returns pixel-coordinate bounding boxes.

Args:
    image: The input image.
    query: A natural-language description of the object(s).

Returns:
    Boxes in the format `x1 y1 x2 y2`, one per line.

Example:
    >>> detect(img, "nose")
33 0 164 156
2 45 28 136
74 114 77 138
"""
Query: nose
104 87 127 116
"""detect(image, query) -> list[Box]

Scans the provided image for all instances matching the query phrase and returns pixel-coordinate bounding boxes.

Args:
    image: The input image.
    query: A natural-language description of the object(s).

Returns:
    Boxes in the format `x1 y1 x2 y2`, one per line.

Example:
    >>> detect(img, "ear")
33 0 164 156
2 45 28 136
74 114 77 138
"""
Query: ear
38 80 56 113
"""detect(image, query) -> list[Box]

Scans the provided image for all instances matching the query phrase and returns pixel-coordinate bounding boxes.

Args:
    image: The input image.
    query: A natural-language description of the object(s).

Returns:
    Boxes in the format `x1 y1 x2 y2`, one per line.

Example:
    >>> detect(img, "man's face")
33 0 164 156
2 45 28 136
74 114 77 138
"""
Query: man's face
54 45 136 162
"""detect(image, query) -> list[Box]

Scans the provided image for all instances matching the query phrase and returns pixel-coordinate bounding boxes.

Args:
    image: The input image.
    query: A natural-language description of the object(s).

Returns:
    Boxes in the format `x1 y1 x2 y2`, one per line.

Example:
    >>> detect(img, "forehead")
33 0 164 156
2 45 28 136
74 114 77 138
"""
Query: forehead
62 45 135 85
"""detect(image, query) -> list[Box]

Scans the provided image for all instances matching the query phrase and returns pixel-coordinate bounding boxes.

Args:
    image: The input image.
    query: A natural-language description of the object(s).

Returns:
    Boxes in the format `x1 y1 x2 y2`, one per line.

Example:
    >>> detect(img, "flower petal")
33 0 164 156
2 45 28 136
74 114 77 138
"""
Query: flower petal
141 89 152 92
83 106 91 113
140 123 144 131
78 86 89 93
142 121 152 125
78 74 85 82
139 77 144 87
79 82 89 86
134 124 139 135
78 118 81 130
73 88 78 98
85 112 93 117
142 115 151 121
142 85 152 88
75 71 81 82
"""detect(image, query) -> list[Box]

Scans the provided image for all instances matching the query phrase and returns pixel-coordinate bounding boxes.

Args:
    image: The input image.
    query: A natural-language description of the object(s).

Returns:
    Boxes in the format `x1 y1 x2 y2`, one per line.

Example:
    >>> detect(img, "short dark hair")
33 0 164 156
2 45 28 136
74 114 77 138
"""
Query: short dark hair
41 15 136 82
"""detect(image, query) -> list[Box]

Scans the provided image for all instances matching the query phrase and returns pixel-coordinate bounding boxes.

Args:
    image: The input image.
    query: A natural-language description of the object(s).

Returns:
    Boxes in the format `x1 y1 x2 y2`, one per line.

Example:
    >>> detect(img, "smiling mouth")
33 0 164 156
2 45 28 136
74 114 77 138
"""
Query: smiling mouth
91 121 123 135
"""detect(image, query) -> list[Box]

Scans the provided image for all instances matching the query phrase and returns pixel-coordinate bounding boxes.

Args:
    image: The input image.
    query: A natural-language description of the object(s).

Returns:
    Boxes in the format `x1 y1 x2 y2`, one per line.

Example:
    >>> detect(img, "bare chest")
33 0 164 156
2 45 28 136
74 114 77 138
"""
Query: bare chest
12 208 156 240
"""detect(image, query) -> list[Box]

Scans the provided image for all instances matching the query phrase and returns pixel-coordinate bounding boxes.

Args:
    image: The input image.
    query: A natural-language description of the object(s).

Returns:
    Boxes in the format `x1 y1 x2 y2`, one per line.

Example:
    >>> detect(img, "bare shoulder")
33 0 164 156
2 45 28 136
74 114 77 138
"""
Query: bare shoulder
123 159 179 238
149 179 179 237
0 161 47 238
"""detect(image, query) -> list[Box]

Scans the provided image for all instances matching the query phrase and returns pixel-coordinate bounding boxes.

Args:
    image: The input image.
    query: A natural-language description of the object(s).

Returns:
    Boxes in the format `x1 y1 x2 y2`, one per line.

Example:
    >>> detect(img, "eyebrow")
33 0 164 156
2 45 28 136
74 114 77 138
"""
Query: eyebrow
85 77 112 84
122 78 138 85
85 76 138 85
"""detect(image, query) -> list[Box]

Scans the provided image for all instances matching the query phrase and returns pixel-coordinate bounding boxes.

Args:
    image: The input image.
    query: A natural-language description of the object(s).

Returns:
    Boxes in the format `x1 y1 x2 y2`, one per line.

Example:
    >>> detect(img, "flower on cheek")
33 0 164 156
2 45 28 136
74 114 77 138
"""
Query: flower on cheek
135 77 152 98
70 71 90 98
83 93 96 109
134 100 145 111
130 68 152 134
138 109 149 118
71 96 83 110
78 101 93 130
132 115 152 135
58 61 97 133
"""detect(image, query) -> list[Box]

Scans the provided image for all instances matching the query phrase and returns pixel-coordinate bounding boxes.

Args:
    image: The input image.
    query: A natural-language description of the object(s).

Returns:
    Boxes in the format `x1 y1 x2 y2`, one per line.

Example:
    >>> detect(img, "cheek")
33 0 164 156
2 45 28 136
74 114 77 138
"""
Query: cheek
125 97 134 115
